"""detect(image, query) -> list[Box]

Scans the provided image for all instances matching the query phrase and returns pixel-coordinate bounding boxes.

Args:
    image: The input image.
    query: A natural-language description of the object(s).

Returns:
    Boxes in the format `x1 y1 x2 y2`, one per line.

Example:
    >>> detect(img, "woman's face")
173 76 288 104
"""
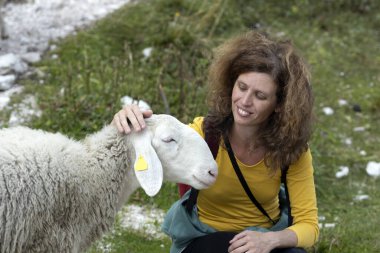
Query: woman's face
231 72 278 129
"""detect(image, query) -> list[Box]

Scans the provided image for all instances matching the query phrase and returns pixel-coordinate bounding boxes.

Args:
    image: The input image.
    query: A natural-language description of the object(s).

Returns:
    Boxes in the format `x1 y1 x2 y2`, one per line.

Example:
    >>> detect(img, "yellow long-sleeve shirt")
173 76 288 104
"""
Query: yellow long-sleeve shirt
189 117 319 247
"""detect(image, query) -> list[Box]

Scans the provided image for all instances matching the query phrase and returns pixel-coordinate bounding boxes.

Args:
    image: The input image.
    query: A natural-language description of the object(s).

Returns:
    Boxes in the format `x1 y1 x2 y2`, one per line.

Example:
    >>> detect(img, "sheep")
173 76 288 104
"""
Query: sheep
0 114 218 253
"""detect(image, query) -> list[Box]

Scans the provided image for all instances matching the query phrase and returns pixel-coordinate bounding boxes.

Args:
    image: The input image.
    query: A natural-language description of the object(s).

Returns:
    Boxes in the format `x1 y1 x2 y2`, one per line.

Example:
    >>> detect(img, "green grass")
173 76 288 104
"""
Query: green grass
90 230 171 253
2 0 380 252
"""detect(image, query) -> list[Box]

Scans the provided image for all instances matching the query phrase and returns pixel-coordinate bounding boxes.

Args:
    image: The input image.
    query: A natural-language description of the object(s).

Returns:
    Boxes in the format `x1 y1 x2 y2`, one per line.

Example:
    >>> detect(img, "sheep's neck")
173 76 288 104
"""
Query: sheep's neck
83 126 140 211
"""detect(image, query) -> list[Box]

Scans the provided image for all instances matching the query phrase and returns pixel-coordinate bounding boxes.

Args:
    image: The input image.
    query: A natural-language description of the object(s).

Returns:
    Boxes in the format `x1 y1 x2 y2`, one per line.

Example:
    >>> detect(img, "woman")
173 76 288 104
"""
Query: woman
112 31 318 253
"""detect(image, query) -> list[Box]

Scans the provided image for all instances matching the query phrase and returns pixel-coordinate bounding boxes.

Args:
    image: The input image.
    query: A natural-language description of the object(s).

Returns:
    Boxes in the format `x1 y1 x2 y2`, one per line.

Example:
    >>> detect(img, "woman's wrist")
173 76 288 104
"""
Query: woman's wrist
264 231 281 249
263 229 298 249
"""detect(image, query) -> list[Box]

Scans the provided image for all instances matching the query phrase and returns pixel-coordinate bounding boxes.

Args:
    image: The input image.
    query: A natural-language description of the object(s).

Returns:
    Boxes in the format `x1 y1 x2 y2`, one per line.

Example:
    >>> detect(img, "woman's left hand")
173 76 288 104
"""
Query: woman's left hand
228 230 275 253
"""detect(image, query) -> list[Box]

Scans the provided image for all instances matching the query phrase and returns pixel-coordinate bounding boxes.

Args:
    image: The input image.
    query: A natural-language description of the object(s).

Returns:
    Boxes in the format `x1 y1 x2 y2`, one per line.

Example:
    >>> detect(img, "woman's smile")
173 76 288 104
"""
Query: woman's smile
231 72 278 129
237 106 252 117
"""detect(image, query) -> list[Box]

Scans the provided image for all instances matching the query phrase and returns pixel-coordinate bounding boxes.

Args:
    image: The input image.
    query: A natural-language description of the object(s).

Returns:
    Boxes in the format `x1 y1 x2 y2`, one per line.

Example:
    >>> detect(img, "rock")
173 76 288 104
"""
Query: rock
13 59 28 74
21 52 41 64
0 74 16 91
0 53 28 74
352 104 362 112
0 53 18 75
0 96 10 109
0 85 23 110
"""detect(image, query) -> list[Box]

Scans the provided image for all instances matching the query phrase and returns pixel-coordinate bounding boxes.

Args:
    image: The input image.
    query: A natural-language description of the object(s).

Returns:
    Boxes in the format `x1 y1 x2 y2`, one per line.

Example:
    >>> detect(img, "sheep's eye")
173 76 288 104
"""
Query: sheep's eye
162 137 176 143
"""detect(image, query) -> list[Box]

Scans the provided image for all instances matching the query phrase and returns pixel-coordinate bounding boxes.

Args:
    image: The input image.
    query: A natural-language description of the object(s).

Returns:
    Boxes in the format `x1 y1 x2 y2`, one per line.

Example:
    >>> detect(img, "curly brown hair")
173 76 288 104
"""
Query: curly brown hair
203 31 314 171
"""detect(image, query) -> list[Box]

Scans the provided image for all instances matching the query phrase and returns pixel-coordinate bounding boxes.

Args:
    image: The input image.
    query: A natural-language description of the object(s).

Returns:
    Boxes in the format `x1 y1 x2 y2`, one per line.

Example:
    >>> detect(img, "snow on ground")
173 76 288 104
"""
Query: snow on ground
335 166 349 178
366 161 380 178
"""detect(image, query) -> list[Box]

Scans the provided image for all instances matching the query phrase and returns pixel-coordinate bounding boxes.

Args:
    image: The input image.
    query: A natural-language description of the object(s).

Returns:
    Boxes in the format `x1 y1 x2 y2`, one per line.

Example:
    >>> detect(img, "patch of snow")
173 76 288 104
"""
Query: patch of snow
322 107 334 115
338 99 348 106
366 161 380 178
344 138 352 146
51 54 59 60
318 223 336 229
324 223 336 228
335 166 349 178
142 47 153 58
353 194 370 201
353 126 366 132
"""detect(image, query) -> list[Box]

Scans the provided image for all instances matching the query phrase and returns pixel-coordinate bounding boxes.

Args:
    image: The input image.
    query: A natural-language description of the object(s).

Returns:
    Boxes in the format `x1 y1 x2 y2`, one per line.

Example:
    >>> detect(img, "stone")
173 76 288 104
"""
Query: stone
0 53 18 75
0 74 16 91
21 52 41 64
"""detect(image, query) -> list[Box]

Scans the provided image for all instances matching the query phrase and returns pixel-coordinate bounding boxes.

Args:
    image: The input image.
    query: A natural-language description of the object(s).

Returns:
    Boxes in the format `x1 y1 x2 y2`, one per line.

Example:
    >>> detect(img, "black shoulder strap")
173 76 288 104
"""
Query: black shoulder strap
281 165 293 226
185 130 220 213
185 130 293 227
223 135 276 224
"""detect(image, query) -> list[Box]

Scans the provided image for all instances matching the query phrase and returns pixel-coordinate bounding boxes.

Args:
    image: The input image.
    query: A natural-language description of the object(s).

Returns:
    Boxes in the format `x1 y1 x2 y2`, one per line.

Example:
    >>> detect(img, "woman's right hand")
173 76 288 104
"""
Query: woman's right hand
112 104 153 134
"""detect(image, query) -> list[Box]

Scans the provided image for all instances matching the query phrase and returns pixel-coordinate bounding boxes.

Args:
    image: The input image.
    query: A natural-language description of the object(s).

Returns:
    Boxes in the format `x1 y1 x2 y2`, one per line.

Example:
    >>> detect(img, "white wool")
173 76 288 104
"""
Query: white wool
0 114 218 253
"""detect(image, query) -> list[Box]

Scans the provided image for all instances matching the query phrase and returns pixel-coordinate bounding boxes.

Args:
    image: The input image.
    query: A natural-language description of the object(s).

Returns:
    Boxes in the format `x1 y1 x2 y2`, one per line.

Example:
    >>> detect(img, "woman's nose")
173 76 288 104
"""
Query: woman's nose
241 93 253 106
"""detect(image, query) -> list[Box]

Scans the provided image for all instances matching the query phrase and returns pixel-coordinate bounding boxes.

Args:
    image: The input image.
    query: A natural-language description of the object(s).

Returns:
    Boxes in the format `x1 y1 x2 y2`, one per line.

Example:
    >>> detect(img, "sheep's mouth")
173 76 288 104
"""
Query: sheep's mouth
192 175 213 188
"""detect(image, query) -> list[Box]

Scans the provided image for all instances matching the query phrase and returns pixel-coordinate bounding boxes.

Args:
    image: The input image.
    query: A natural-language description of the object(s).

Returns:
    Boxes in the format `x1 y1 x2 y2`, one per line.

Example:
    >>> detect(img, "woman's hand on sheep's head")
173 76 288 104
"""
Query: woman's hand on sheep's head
112 104 153 134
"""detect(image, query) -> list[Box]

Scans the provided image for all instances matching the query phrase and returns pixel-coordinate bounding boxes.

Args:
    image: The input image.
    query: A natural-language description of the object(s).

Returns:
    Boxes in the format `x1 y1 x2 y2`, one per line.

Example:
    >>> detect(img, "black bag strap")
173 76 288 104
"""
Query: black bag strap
281 166 293 226
223 134 276 225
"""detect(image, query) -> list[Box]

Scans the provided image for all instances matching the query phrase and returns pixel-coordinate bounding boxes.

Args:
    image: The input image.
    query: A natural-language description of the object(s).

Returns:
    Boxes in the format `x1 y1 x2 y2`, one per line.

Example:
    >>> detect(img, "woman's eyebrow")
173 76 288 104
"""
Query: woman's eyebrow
236 80 247 85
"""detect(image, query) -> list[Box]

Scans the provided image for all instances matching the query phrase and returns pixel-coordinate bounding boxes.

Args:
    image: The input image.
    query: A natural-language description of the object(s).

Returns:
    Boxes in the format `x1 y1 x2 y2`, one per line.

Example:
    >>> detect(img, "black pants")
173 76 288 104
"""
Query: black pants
182 232 307 253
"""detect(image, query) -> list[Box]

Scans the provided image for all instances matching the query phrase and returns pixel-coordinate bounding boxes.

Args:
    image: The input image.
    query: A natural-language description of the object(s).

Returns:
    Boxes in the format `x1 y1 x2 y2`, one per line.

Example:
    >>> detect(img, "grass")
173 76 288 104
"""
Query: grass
1 0 380 252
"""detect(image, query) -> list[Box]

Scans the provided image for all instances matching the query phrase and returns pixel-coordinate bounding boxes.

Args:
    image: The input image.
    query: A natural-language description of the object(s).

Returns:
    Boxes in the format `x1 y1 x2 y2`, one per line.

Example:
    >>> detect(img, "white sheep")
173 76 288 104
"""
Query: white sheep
0 114 218 253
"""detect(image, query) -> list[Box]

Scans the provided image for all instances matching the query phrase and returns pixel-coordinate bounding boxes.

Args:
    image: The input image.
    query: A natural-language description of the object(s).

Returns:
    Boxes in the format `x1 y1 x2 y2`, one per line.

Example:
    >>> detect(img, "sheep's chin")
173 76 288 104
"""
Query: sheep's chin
191 175 215 189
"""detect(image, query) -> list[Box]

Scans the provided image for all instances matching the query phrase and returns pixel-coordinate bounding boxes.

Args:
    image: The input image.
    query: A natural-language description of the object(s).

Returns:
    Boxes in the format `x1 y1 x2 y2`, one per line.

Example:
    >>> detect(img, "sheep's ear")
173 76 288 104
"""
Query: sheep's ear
131 130 163 197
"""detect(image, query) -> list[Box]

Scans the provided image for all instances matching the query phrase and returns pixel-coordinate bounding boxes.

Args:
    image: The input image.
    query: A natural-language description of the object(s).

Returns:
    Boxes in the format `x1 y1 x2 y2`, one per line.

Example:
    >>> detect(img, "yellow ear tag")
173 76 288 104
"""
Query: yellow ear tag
135 155 148 171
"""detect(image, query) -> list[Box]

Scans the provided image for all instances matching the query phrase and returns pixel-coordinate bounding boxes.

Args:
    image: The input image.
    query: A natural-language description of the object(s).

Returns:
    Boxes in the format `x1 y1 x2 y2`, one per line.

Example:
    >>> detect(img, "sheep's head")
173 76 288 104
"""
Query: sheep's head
130 114 218 197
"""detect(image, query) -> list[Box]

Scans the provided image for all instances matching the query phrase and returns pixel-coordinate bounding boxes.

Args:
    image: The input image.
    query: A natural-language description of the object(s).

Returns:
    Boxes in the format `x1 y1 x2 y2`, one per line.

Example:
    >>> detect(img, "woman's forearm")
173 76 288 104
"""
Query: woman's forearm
264 229 298 249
